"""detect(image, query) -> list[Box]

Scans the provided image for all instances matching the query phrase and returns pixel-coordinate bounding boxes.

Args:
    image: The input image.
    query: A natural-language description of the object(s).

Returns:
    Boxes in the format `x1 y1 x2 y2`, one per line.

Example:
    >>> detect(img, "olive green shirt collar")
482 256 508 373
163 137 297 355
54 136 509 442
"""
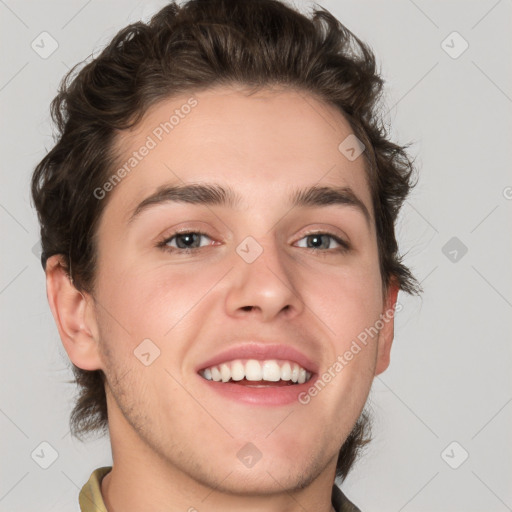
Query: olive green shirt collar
79 466 361 512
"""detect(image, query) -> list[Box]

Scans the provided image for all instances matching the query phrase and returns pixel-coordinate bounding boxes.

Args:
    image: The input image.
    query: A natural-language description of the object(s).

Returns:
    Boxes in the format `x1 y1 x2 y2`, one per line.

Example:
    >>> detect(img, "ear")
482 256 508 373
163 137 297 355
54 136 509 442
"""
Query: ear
45 254 103 371
374 279 400 376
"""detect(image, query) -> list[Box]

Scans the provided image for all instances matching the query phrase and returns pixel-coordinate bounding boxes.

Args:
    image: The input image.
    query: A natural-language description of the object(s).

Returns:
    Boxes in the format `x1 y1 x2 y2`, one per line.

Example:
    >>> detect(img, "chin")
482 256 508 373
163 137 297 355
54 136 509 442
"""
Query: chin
195 448 326 495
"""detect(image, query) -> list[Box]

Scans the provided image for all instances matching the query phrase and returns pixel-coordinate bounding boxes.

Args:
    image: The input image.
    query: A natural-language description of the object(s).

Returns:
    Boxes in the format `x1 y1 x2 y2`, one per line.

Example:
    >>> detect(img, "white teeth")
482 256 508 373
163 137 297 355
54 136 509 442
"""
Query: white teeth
231 360 245 381
245 359 263 381
291 363 299 383
220 363 230 382
281 362 292 381
200 359 312 384
211 366 222 382
262 360 281 382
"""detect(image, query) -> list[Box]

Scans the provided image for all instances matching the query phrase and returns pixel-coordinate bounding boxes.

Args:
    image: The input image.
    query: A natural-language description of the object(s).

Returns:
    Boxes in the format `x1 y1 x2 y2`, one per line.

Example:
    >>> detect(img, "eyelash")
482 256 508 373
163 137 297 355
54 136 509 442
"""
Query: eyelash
156 230 350 255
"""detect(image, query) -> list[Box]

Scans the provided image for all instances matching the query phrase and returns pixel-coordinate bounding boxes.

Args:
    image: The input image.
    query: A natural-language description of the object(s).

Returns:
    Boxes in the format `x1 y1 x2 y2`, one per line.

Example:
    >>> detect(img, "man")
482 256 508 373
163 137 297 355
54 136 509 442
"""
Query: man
31 0 421 510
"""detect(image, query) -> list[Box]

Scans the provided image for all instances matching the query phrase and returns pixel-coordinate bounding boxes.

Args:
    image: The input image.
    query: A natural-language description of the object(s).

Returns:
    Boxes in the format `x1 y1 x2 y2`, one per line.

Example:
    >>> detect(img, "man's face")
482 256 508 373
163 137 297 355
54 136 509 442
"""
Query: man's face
88 86 396 492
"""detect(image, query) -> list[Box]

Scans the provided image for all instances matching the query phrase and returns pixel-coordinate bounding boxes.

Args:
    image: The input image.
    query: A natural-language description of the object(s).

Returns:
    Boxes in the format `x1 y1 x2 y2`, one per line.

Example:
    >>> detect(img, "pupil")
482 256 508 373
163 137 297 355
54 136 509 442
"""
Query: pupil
308 234 324 248
177 233 198 248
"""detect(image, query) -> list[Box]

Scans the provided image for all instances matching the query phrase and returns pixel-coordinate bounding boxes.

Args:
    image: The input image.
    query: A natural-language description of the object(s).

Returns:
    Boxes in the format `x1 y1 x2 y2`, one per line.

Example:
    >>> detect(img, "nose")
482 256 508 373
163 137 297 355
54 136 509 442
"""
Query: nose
224 236 304 322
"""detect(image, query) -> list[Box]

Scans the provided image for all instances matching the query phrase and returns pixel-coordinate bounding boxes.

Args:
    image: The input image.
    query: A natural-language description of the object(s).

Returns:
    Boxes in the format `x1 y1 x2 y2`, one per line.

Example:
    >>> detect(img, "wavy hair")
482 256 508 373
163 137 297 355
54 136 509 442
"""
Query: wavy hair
31 0 421 481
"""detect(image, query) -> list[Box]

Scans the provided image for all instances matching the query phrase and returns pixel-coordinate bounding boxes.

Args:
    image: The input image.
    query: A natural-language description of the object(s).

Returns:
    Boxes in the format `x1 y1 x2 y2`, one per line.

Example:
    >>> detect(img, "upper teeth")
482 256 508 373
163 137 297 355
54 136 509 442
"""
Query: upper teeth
200 359 312 384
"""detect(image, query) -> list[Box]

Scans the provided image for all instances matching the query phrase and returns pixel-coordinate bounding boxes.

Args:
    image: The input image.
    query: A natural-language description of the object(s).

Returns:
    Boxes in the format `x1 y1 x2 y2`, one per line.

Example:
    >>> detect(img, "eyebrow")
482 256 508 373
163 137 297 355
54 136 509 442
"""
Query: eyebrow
127 183 372 228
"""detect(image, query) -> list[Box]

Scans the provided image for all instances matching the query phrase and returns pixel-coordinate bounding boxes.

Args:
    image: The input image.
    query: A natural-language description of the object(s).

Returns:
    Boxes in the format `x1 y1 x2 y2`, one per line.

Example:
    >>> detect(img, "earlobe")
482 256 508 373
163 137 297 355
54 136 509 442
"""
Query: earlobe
374 280 400 376
45 255 103 371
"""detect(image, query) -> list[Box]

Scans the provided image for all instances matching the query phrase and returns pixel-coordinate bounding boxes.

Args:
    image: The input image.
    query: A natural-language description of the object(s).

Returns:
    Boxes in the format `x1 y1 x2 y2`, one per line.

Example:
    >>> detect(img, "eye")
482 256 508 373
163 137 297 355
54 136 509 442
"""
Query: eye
156 230 349 255
294 232 349 253
158 231 214 253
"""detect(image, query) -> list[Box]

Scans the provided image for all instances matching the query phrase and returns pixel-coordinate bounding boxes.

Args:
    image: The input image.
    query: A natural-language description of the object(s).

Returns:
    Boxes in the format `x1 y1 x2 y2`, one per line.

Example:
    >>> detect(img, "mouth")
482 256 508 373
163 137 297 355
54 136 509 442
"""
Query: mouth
197 355 317 406
199 358 313 386
195 342 318 406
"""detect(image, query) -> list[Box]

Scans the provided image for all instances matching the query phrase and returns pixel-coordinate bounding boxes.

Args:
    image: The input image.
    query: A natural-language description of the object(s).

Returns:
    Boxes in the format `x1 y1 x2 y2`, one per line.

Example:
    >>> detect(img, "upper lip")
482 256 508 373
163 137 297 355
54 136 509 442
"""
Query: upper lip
195 342 319 375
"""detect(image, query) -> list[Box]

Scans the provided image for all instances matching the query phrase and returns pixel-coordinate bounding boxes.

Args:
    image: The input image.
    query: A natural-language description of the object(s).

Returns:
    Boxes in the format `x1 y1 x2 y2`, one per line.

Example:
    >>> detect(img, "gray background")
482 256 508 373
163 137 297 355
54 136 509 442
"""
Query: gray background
1 0 511 511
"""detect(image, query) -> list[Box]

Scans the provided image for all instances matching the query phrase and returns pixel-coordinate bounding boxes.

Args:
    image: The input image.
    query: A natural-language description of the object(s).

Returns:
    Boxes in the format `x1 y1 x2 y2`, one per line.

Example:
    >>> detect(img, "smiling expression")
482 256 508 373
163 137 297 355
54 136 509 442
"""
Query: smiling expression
79 84 397 493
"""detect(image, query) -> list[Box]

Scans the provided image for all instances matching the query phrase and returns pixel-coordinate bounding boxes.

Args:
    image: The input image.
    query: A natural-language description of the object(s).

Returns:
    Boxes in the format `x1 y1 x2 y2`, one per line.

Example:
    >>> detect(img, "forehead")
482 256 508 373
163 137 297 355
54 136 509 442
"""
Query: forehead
106 85 373 222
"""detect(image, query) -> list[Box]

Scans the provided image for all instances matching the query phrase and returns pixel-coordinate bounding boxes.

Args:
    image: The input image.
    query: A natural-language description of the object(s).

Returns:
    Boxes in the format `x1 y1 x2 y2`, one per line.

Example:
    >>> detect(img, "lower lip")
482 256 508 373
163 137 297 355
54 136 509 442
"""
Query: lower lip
198 375 317 406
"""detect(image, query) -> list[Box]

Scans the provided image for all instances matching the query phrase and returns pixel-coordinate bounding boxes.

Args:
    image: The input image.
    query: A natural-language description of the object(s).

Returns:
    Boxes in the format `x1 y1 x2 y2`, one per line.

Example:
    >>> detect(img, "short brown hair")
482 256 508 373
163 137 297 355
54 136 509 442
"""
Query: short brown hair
31 0 421 481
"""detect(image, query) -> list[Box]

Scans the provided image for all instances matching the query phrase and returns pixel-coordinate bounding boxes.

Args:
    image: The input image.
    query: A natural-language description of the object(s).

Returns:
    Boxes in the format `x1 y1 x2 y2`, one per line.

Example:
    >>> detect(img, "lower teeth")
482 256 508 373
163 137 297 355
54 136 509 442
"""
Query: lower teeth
237 378 295 386
214 378 296 385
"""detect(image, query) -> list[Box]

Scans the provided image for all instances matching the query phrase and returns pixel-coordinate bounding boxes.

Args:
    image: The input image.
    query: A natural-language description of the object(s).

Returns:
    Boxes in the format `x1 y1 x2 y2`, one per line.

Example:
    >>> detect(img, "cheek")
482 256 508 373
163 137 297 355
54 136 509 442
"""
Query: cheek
96 260 231 354
302 260 383 402
306 262 383 341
